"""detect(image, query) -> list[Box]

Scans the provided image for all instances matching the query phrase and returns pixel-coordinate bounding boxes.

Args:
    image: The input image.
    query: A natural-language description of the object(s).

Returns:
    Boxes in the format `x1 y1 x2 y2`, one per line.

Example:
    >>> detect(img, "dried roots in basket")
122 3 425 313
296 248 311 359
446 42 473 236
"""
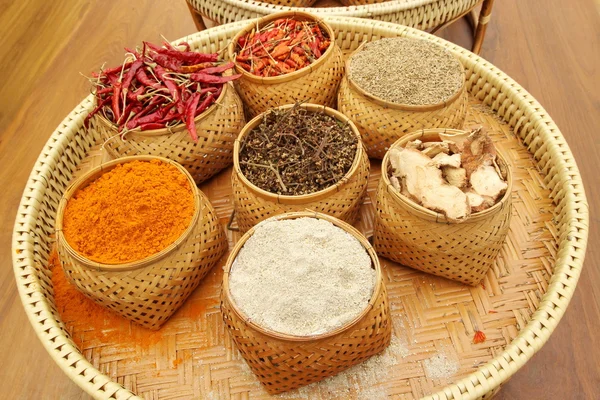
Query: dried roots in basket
389 127 508 222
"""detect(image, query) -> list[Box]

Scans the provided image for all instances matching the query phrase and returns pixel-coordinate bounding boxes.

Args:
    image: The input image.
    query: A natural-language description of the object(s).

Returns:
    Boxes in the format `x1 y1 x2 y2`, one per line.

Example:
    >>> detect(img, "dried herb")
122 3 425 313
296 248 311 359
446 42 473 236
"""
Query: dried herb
239 104 357 195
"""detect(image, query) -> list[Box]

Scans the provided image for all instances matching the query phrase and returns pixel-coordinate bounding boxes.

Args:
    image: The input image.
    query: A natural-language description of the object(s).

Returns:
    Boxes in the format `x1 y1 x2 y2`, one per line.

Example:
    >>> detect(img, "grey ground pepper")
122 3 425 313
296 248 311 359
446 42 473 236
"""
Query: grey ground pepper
348 37 464 106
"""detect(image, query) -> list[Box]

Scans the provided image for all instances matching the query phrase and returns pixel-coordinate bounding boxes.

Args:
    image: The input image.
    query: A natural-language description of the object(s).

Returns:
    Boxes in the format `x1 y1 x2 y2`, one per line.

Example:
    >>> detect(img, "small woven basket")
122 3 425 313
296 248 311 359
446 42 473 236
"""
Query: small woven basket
373 129 512 286
227 11 344 118
55 156 228 330
231 103 370 232
221 211 392 394
337 41 468 159
96 80 245 185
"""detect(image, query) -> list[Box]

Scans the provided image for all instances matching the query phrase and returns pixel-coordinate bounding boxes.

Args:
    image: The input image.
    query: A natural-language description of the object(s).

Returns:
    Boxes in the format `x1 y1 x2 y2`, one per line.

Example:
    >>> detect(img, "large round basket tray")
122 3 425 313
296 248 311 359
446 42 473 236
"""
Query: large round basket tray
188 0 480 29
12 17 589 400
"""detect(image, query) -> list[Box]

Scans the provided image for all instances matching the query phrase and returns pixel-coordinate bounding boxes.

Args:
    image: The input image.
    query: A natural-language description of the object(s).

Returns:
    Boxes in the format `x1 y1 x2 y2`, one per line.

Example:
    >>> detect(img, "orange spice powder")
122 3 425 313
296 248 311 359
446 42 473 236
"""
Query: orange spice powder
49 250 162 348
49 249 220 350
62 159 195 264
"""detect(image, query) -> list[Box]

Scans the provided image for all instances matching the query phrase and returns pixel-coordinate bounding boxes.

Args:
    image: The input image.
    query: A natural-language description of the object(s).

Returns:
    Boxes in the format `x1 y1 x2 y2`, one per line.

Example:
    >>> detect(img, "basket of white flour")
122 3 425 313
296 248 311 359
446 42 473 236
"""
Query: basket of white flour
221 211 392 394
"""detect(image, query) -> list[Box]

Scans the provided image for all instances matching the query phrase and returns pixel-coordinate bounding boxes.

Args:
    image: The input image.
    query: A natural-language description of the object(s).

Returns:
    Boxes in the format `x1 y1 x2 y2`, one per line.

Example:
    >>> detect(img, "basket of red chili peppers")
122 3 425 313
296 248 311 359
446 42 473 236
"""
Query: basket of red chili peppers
228 12 344 117
87 41 246 185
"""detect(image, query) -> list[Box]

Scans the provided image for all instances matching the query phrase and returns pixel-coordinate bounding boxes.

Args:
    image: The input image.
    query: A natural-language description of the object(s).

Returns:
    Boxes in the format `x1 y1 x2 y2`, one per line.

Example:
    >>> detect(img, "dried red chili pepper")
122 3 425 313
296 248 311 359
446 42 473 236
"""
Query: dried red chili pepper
196 92 215 115
139 122 165 131
185 92 202 142
473 330 486 344
189 72 241 84
111 82 122 121
199 62 234 75
153 53 183 72
153 65 180 103
84 96 111 128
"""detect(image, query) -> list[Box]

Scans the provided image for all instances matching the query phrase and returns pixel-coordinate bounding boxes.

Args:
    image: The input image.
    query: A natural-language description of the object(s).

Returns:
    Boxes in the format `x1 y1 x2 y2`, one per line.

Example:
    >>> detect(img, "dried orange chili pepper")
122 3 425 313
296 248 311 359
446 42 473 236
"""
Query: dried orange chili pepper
235 18 330 77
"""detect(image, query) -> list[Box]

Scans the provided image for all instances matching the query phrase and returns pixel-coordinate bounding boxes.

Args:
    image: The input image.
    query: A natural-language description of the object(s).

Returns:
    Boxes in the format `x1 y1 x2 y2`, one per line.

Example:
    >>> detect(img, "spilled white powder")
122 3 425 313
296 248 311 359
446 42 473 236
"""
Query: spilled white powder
277 334 409 399
228 217 375 336
423 353 459 379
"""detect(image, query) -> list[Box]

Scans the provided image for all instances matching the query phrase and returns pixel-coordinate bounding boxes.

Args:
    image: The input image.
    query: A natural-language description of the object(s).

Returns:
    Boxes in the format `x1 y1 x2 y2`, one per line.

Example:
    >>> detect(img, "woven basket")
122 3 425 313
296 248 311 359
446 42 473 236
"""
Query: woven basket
373 129 512 285
231 103 369 232
54 156 227 330
96 78 245 185
227 11 344 118
337 42 468 159
262 0 317 6
12 18 589 400
221 211 392 394
189 0 479 31
340 0 388 5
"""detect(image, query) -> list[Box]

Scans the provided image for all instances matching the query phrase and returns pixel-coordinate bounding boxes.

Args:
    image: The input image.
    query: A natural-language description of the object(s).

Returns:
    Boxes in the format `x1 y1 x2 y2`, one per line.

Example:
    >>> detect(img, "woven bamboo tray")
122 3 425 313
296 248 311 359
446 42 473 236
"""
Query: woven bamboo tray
188 0 479 30
12 18 588 400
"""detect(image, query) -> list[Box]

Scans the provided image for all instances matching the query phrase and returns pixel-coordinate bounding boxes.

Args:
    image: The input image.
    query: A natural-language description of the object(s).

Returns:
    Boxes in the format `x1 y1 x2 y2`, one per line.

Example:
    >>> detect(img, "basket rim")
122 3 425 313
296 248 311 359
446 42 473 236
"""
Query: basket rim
221 211 383 341
94 79 232 137
380 128 513 224
11 17 589 400
227 11 338 84
345 40 466 111
232 102 365 204
54 155 202 271
191 0 455 19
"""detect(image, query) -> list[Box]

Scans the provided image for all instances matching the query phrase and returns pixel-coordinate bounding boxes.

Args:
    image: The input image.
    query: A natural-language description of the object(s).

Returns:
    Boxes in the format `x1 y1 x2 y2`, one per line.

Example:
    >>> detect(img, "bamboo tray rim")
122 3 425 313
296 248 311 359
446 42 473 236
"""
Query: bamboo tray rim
12 17 589 400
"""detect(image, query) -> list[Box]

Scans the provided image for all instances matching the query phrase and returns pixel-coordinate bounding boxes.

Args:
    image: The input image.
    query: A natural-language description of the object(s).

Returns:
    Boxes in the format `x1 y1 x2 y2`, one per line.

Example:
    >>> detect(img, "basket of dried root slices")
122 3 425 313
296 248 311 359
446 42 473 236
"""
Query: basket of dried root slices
373 127 512 285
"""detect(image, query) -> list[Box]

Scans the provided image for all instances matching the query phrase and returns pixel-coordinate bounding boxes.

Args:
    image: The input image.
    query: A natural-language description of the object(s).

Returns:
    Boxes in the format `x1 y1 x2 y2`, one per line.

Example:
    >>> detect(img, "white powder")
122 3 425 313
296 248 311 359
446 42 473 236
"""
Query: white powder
423 353 459 380
277 334 409 399
228 217 375 336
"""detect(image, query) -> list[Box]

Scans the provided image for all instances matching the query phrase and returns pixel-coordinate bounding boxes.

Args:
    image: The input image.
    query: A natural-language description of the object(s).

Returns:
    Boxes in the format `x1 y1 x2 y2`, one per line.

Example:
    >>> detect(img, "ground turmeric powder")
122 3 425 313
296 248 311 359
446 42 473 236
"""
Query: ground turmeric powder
62 159 195 264
49 250 161 347
49 249 215 349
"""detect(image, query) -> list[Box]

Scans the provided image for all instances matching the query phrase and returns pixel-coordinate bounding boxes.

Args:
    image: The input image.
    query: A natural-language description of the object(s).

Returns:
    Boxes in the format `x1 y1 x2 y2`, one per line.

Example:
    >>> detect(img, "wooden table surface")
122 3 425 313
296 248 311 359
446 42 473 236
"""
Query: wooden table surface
0 0 598 399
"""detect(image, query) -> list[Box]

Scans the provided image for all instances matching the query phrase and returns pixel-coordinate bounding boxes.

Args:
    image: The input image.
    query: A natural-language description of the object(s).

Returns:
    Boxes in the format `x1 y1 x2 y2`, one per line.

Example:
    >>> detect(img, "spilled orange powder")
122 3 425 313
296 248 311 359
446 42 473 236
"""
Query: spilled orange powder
49 250 161 348
49 250 217 350
62 159 195 264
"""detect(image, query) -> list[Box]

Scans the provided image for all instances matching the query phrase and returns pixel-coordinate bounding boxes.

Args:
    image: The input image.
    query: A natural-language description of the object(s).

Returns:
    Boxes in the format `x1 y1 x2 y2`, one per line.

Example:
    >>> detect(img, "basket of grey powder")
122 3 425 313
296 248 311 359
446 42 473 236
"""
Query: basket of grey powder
221 211 392 394
337 37 468 159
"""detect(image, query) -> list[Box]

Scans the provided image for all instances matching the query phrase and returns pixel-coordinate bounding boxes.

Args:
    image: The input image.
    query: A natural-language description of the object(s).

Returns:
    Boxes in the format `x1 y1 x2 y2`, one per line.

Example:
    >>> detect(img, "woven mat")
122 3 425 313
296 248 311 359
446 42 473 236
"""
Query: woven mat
59 97 556 399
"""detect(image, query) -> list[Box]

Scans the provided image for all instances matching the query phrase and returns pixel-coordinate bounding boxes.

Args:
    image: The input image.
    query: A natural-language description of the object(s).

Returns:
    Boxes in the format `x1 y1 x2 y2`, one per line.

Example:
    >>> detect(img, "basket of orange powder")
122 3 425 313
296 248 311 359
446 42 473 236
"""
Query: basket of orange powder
54 155 227 330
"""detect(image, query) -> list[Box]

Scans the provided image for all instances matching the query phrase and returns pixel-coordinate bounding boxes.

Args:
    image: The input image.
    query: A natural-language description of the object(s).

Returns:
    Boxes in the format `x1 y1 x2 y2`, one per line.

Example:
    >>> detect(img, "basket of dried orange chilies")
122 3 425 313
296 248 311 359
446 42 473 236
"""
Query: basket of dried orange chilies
87 40 246 184
228 12 344 117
